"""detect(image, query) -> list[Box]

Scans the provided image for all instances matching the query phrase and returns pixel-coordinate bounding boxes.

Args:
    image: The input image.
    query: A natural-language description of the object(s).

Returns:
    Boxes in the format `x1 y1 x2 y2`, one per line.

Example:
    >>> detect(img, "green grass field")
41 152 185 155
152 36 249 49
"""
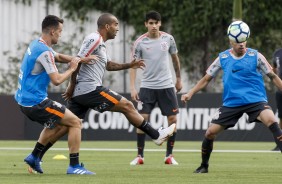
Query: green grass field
0 141 282 184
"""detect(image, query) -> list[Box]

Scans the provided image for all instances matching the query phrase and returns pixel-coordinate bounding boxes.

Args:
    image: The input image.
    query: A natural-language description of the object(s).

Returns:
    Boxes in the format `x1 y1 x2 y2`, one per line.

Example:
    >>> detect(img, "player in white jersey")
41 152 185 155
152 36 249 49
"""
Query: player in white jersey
129 11 182 165
35 13 176 170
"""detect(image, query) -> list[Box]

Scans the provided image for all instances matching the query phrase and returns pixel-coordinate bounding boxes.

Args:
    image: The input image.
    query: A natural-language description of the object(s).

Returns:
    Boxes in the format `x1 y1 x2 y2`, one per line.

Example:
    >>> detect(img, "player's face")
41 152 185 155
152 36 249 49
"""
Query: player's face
51 23 63 45
145 19 161 35
230 40 247 57
107 17 119 40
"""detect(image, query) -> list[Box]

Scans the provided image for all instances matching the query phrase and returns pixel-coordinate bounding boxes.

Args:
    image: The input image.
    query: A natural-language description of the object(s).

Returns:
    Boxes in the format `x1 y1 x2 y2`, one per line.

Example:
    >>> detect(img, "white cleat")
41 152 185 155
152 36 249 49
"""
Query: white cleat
164 155 179 165
153 123 176 146
130 155 144 165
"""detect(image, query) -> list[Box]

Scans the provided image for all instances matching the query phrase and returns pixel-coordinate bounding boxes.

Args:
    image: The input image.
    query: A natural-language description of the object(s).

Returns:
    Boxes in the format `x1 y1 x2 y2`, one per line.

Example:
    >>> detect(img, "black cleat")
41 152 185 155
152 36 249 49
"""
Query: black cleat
271 146 280 151
194 165 208 173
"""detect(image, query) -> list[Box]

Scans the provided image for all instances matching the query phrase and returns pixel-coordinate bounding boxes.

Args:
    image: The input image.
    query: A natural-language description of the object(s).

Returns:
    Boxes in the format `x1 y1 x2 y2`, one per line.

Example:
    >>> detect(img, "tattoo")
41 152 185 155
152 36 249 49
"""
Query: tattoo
106 61 131 71
172 56 181 78
267 72 276 81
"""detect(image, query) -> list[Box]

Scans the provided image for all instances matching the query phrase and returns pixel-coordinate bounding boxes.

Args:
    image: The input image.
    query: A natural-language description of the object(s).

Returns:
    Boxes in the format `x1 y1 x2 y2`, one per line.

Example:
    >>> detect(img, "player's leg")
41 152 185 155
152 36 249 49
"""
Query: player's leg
156 88 179 165
164 115 178 165
256 108 282 152
194 123 225 173
130 114 148 165
272 92 282 150
111 97 175 145
61 108 94 175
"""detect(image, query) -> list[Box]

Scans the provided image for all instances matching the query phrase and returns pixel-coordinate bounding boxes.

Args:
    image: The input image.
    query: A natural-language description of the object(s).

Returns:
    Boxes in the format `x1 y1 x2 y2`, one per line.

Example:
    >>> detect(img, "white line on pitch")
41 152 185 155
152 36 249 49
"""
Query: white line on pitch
0 147 279 153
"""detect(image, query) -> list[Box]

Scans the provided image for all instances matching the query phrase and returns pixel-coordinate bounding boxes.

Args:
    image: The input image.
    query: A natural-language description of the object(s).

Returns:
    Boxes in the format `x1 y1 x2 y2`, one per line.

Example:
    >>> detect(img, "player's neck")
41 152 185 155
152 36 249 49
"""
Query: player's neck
40 35 52 47
147 31 160 39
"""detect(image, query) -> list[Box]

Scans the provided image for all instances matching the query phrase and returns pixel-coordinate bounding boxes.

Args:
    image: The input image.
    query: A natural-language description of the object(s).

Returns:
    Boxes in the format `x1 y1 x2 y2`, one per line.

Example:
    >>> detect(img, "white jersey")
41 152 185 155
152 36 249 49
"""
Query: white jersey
131 31 178 89
74 32 111 97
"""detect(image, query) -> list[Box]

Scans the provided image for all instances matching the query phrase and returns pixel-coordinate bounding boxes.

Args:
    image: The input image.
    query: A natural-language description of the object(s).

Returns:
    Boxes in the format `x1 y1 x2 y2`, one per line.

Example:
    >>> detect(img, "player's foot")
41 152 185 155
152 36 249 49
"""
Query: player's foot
194 164 208 173
164 154 179 165
271 145 280 151
130 155 144 165
153 124 176 146
67 163 95 175
24 154 43 174
28 160 43 174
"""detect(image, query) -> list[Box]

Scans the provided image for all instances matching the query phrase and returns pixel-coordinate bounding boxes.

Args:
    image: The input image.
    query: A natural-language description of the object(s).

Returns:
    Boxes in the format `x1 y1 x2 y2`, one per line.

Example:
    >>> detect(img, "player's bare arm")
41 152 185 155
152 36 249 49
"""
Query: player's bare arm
55 53 98 64
267 71 282 92
62 63 81 101
106 59 145 71
129 68 139 102
49 57 80 86
171 54 182 92
181 74 213 103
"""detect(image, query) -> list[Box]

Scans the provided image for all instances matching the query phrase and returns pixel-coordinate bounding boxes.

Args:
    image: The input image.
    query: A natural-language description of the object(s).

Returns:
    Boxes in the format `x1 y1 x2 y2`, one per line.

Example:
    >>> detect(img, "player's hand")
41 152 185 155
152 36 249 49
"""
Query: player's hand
130 59 145 70
181 92 192 103
130 88 139 102
62 83 75 101
69 57 80 71
80 55 99 64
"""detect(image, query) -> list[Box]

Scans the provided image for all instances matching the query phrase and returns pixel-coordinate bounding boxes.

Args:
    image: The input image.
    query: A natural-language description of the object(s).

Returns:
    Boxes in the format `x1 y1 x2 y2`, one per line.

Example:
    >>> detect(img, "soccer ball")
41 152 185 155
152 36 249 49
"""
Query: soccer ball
227 21 250 43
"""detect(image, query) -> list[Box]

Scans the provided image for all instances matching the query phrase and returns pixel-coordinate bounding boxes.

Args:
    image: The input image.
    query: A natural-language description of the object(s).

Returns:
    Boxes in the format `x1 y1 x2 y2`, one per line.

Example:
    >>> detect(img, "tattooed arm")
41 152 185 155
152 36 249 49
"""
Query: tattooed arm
171 53 182 92
106 59 145 71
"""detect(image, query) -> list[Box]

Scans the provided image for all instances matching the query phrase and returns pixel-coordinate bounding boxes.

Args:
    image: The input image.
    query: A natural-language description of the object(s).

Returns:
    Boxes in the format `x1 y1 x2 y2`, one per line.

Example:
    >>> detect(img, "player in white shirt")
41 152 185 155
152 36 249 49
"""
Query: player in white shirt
129 11 182 165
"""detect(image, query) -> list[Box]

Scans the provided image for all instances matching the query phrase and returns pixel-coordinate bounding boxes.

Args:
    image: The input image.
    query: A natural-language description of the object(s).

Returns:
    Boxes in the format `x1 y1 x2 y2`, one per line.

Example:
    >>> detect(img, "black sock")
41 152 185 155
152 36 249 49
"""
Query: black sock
70 153 79 166
39 142 53 160
201 137 214 167
269 122 282 152
138 120 159 139
137 133 146 157
166 132 176 157
31 142 45 158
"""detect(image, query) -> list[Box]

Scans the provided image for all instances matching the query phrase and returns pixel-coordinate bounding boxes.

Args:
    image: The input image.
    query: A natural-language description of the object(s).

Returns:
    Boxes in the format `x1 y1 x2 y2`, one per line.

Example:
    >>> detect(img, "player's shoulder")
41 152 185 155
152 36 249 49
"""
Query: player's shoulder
160 31 173 39
246 48 257 57
135 33 148 42
85 32 101 41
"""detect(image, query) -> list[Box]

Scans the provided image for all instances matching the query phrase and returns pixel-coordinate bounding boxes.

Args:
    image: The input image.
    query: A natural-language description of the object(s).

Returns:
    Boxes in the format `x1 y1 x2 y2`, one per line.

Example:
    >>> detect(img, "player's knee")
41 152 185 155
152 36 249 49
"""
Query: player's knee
120 100 135 113
70 117 82 129
205 129 216 139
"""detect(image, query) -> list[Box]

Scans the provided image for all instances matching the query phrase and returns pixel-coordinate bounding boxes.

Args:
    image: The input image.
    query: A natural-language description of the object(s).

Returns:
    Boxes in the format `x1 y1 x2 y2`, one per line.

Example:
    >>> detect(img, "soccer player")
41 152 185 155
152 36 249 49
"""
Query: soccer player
181 21 282 173
272 48 282 151
15 15 95 175
129 10 182 165
61 13 176 146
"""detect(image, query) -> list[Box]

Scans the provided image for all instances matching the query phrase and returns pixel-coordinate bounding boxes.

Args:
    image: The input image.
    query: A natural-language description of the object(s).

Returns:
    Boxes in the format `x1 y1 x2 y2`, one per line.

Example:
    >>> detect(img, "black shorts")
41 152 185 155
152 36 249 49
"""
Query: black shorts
275 91 282 118
20 99 66 129
138 87 179 116
67 86 122 119
211 102 272 129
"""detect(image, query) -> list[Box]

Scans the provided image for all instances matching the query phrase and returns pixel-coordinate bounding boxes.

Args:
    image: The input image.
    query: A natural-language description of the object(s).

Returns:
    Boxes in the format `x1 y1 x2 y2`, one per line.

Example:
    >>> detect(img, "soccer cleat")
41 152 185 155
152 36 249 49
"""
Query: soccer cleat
130 155 144 165
194 164 208 173
271 145 280 151
164 155 179 165
67 163 95 175
153 124 176 146
28 160 43 174
24 154 43 174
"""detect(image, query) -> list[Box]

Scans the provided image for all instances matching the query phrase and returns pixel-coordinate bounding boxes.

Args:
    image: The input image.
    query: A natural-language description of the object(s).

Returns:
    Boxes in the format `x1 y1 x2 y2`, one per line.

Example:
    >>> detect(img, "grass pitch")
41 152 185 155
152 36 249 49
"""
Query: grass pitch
0 141 281 184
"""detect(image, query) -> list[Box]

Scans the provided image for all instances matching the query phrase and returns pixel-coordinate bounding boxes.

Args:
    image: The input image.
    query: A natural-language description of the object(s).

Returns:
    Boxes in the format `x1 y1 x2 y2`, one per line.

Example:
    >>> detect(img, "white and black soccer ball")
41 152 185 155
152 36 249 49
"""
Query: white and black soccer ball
227 21 250 43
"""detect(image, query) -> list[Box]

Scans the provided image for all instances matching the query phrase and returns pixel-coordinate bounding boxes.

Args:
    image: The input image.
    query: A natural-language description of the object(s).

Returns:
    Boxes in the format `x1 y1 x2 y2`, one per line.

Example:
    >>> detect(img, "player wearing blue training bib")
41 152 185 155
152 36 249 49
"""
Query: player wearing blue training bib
182 21 282 174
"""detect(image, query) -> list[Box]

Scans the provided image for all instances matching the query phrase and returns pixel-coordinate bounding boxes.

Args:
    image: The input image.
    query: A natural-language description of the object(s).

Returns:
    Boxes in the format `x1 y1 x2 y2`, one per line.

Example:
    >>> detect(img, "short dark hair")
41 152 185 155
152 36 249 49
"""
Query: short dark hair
42 15 64 33
145 11 161 22
97 13 116 29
